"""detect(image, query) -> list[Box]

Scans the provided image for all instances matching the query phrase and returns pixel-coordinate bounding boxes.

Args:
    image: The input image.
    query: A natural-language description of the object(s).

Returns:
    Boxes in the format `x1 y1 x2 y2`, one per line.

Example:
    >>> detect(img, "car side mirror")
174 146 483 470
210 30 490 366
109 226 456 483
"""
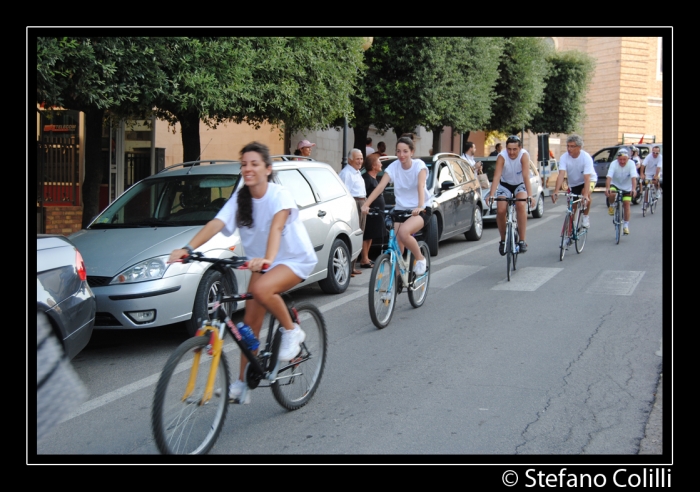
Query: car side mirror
440 181 454 191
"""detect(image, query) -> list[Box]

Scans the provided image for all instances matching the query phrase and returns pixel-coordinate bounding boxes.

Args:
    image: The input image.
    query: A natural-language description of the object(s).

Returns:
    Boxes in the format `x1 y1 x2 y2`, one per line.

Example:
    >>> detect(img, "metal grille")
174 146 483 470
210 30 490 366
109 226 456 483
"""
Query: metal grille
37 135 79 205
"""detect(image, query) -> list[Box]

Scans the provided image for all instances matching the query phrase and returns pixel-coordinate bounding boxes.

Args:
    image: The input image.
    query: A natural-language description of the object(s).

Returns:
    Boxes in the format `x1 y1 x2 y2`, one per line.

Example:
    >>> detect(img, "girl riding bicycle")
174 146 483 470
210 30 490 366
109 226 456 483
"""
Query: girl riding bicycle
168 141 317 403
361 136 433 275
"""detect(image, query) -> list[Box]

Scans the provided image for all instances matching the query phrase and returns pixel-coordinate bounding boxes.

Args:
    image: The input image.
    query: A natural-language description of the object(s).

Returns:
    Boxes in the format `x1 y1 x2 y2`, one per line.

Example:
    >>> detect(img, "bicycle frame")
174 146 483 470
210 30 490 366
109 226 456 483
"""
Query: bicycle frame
379 212 429 293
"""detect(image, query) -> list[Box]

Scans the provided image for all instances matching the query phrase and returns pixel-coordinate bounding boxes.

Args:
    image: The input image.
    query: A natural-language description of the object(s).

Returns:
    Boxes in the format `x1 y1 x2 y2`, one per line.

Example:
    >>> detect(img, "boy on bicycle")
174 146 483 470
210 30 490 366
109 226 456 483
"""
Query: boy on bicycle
606 149 638 235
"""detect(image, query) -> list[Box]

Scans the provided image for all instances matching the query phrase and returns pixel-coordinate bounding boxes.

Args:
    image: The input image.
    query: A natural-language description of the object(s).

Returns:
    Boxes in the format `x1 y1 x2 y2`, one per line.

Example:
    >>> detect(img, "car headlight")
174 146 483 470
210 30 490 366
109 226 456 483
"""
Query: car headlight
110 255 170 284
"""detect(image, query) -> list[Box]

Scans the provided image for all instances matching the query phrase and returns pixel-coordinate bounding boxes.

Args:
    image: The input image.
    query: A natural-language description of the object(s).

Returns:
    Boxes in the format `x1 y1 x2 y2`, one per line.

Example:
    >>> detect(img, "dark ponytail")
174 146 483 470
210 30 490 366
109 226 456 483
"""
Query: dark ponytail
236 142 274 228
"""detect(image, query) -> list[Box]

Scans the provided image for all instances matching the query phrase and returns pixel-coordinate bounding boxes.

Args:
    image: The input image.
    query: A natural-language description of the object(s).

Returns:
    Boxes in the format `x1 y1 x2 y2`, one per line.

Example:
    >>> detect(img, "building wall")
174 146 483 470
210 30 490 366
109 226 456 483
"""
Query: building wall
154 120 284 168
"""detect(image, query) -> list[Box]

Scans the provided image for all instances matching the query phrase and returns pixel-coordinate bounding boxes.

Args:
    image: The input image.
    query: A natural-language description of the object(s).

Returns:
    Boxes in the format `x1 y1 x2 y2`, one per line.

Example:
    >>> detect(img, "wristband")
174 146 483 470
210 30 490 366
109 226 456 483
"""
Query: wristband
183 244 193 255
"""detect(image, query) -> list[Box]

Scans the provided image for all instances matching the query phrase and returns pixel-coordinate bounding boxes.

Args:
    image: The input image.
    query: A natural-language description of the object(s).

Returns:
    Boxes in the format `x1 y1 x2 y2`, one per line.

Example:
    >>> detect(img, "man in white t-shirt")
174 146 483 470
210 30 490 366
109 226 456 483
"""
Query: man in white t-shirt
461 141 482 174
606 148 638 235
365 137 375 156
552 134 595 229
339 148 367 277
641 145 663 199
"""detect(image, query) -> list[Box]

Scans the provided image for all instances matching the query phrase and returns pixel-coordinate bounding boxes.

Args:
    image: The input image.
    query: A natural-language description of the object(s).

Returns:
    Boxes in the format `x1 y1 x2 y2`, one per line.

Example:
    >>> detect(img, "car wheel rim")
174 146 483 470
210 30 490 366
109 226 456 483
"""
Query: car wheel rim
537 196 544 215
333 246 349 284
474 209 483 236
207 281 227 318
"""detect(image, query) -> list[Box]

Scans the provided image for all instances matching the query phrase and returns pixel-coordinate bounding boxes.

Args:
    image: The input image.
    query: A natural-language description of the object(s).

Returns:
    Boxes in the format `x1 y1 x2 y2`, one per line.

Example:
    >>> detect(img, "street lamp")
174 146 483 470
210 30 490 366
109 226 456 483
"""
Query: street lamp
341 37 373 169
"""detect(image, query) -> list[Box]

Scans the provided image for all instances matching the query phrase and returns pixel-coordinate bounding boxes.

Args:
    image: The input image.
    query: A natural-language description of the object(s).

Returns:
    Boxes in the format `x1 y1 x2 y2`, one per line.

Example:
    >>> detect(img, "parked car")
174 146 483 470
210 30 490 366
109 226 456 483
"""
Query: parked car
591 143 663 187
37 234 96 360
374 153 485 257
475 155 546 222
69 157 362 337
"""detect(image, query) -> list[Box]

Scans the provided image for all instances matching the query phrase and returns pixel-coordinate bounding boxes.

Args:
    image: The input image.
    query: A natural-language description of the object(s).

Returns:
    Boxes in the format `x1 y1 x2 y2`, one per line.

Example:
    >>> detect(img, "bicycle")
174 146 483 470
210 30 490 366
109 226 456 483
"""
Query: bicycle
151 253 327 455
490 196 529 281
557 191 588 261
641 179 658 217
367 208 431 329
609 189 624 244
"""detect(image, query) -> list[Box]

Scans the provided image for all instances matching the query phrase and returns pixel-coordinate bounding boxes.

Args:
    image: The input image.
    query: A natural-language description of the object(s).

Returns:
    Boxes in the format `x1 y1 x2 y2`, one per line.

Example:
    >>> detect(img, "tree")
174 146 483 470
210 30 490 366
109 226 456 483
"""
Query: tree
528 50 595 134
486 37 551 135
351 37 504 154
151 37 366 161
37 37 178 227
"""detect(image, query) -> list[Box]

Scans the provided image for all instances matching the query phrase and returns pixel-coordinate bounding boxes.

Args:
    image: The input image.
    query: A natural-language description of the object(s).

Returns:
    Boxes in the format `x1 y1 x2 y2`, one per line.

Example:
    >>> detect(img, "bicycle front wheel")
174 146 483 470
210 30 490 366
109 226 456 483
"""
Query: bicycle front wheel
152 335 230 455
560 212 570 261
270 302 327 411
575 210 587 254
506 222 513 281
614 203 621 244
368 253 397 329
642 187 648 217
513 227 519 270
408 241 430 308
650 186 657 214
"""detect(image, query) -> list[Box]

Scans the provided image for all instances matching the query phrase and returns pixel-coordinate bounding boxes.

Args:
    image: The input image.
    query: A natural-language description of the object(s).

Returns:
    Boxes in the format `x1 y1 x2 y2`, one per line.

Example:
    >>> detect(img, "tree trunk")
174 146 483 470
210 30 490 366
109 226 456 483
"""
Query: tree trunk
81 108 106 229
431 127 443 154
352 126 369 158
179 111 202 163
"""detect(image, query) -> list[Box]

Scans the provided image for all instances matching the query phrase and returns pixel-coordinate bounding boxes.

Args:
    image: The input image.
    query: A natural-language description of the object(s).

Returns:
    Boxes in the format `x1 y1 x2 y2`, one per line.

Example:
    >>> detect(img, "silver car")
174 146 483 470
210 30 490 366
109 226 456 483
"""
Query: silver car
69 158 362 336
476 156 546 222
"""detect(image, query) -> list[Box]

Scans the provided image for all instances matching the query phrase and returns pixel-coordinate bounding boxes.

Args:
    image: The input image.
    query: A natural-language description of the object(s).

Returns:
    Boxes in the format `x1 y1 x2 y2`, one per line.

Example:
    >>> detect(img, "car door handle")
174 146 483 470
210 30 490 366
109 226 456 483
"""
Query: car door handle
318 210 327 217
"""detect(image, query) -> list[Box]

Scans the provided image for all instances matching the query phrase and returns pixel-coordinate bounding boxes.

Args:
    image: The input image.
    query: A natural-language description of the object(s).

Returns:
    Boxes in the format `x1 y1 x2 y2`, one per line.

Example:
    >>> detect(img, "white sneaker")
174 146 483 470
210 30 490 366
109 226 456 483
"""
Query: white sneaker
227 379 250 404
413 258 427 276
278 324 305 362
582 215 590 228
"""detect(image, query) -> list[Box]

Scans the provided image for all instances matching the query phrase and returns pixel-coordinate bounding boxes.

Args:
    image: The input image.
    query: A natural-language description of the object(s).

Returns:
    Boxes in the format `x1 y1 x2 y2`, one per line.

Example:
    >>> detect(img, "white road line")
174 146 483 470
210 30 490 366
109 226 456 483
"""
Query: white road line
429 264 485 290
492 267 563 291
586 270 645 296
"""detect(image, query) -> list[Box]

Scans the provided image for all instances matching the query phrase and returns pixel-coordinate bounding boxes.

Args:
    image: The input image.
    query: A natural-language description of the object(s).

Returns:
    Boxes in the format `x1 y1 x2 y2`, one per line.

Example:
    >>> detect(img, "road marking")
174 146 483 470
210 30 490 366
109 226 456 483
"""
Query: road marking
492 267 563 291
586 270 645 296
62 213 564 422
429 265 485 290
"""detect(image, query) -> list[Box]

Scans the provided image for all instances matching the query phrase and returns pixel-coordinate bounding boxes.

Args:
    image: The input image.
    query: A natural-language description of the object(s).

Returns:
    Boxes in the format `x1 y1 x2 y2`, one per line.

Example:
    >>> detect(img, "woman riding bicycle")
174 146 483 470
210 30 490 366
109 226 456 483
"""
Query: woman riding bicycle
168 141 317 403
360 136 433 276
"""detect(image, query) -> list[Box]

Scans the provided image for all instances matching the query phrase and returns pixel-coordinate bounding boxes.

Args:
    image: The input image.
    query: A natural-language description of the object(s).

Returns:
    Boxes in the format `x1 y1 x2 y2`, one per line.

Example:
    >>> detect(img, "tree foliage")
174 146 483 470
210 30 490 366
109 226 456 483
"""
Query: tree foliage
528 50 596 134
486 37 551 135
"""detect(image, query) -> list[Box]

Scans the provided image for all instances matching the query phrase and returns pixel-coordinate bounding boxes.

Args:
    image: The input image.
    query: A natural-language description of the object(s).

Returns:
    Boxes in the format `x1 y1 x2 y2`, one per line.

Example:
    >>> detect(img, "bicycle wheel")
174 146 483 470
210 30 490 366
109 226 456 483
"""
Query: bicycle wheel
614 202 621 244
513 226 519 270
408 241 430 308
506 221 513 281
559 212 570 261
270 302 327 411
650 186 657 214
152 335 230 455
642 187 648 217
368 253 397 329
575 209 587 254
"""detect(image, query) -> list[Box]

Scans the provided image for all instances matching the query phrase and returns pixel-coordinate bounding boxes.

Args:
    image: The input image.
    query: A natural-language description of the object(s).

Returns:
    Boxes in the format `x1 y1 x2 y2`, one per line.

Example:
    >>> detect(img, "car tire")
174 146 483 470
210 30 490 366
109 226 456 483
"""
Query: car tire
465 206 483 241
317 238 351 294
531 193 545 218
425 213 439 256
185 268 235 337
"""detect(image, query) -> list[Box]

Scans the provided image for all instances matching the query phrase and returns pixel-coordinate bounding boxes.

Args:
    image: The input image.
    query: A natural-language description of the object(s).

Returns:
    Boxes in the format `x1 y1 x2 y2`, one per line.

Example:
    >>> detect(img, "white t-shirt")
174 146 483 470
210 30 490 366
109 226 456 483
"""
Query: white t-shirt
366 146 375 155
607 159 638 192
384 158 434 210
338 164 366 198
498 148 529 185
558 150 595 188
462 153 476 169
642 153 663 178
215 183 317 279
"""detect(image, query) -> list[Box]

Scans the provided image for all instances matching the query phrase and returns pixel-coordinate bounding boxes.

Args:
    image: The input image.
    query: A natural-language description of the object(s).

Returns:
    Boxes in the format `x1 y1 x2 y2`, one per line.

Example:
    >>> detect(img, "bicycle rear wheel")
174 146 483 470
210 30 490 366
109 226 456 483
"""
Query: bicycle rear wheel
269 302 327 411
368 253 397 328
152 335 230 455
559 212 570 261
614 202 621 244
650 186 657 214
575 209 587 254
408 241 430 308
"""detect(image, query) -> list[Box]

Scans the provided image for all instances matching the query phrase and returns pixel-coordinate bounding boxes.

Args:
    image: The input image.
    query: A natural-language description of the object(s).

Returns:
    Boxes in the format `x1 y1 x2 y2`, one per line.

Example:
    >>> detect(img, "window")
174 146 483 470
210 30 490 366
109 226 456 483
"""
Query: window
302 167 347 202
277 170 316 208
437 163 454 188
448 159 467 184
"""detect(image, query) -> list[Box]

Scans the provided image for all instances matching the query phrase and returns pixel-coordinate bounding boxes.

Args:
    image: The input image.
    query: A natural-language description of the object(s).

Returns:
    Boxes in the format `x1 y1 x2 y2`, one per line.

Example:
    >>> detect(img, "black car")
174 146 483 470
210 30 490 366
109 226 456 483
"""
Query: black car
375 153 485 257
36 234 96 360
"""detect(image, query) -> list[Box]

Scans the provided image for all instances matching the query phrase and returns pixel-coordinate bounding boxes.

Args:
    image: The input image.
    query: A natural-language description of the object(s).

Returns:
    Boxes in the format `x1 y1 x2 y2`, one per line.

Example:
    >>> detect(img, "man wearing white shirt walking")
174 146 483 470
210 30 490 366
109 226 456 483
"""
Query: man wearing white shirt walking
339 149 367 277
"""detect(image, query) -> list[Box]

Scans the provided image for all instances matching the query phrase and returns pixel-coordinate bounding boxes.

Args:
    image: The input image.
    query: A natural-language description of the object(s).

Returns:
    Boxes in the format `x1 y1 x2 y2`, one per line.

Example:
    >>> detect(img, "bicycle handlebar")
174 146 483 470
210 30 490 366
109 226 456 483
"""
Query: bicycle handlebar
180 252 269 271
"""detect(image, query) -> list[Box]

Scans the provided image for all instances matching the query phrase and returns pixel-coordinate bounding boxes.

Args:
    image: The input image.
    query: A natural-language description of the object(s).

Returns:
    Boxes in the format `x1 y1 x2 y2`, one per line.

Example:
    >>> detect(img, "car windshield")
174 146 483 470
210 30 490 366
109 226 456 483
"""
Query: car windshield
592 148 618 163
89 174 239 229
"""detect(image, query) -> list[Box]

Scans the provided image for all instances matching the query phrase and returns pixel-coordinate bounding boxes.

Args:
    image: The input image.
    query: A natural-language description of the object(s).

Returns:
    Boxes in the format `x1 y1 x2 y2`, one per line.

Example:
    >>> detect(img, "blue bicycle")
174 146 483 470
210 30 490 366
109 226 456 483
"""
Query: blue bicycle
367 208 431 329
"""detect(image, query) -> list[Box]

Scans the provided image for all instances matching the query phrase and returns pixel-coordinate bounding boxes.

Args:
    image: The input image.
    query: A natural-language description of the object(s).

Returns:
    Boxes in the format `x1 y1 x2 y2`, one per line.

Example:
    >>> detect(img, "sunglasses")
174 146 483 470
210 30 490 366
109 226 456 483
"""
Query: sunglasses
506 135 521 144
